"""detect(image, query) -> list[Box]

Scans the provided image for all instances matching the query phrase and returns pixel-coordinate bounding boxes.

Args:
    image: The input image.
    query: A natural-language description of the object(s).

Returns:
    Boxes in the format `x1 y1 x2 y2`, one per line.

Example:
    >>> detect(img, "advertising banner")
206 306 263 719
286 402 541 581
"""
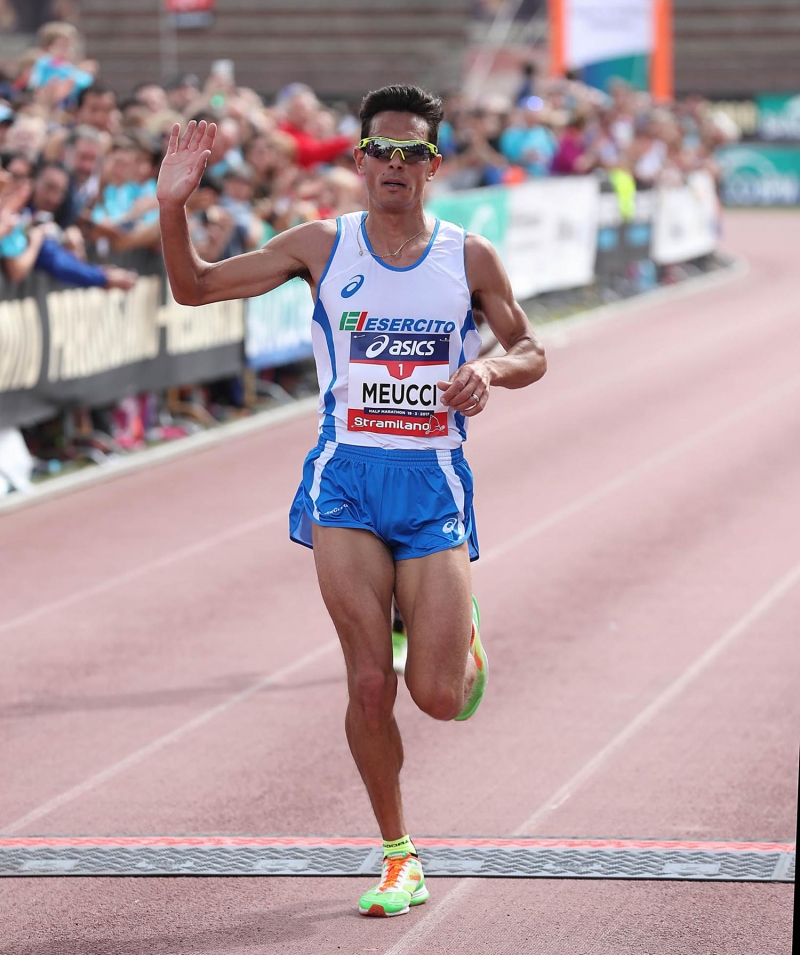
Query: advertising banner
427 177 599 299
651 171 719 265
548 0 671 96
756 94 800 142
425 188 511 251
716 145 800 206
0 274 244 429
1 175 718 432
164 0 215 29
245 278 315 370
506 177 600 297
566 0 653 70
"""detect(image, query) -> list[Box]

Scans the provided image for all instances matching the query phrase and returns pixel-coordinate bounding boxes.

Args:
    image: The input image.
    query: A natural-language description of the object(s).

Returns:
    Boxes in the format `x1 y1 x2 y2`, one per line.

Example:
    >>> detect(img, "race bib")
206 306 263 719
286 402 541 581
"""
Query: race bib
347 332 450 438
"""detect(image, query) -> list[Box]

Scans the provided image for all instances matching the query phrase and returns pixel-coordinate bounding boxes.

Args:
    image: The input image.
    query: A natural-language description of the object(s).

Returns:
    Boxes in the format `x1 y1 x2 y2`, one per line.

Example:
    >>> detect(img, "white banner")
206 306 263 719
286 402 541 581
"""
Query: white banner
651 171 719 265
505 177 600 299
245 277 314 370
566 0 653 69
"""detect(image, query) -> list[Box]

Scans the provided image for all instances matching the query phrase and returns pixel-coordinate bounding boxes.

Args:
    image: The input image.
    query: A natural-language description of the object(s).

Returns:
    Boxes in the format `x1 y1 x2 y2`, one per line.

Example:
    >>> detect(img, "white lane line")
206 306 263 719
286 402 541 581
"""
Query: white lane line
5 372 795 640
1 638 339 835
0 506 287 637
481 373 800 565
383 557 800 955
5 373 796 834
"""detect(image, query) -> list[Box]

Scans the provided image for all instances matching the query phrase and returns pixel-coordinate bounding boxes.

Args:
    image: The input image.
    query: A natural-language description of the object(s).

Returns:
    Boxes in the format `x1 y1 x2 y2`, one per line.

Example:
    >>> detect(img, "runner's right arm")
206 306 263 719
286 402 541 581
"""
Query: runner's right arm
157 121 334 305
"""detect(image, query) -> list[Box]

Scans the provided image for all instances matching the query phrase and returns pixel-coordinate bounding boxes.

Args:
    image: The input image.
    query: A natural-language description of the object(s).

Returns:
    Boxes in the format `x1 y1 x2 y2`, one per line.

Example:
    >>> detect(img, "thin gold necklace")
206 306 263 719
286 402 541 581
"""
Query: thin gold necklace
357 213 428 259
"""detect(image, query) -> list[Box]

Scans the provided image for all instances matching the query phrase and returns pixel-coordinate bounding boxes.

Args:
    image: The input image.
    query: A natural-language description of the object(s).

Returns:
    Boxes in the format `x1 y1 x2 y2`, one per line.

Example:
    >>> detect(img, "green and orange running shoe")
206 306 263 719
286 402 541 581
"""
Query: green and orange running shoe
455 595 487 721
358 853 429 917
391 602 408 676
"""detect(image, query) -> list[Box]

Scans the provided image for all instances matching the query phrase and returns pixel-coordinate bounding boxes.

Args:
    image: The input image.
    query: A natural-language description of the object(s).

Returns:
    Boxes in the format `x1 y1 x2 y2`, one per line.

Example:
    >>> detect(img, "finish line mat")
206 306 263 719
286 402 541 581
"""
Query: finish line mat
0 837 794 881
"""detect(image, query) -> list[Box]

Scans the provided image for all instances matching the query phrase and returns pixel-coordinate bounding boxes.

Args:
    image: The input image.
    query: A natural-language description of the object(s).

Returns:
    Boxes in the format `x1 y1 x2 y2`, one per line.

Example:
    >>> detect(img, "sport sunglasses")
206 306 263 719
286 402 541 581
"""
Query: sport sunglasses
358 137 439 163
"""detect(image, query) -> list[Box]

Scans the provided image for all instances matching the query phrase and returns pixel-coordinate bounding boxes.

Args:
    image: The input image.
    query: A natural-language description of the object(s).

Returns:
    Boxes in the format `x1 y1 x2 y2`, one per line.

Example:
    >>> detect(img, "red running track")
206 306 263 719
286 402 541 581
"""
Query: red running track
0 210 797 953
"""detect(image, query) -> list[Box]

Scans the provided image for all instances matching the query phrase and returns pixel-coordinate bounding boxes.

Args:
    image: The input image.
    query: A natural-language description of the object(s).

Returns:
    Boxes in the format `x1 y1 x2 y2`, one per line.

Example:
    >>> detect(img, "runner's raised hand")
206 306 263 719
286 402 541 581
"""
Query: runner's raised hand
157 120 217 207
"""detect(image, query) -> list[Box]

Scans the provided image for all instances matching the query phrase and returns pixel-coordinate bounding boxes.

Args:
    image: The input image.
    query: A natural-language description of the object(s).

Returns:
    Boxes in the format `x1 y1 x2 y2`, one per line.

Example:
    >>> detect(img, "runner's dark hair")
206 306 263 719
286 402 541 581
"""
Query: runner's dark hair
359 85 445 147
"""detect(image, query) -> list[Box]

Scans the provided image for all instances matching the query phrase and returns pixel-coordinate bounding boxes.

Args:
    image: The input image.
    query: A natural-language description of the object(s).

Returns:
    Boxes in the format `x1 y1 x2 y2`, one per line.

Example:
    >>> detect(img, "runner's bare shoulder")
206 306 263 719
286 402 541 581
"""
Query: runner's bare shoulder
463 232 506 295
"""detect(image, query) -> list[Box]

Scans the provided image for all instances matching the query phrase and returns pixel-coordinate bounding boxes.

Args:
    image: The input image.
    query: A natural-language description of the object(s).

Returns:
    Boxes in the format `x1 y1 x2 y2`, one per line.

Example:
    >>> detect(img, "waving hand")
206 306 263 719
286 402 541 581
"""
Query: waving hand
157 120 217 207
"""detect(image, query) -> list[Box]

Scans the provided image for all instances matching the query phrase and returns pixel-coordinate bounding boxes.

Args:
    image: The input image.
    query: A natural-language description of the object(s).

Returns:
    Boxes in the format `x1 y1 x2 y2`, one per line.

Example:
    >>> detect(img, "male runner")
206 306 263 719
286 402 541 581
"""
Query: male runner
158 85 546 917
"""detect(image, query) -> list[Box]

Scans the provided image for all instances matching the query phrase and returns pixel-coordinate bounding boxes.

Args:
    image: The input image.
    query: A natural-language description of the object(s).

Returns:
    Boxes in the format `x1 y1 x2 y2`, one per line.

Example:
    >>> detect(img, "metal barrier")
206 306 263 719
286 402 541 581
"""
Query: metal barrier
0 174 721 431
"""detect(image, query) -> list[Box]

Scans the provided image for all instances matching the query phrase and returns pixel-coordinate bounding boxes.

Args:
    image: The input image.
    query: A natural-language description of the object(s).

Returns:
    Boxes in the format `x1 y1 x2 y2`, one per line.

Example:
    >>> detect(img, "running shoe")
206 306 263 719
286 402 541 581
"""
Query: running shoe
391 604 408 676
455 595 487 721
392 630 408 676
359 853 429 917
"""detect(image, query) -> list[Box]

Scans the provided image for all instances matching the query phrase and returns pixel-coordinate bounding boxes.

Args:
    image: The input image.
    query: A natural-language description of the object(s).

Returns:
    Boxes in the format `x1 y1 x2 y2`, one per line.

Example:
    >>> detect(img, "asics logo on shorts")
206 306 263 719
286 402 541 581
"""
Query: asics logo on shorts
442 518 463 536
341 275 365 298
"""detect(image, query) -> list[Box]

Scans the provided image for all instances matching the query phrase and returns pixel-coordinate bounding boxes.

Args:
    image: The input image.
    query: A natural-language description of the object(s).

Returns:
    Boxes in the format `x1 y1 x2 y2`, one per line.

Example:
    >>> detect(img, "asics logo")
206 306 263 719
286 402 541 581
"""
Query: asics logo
365 334 390 358
341 275 365 298
442 518 461 535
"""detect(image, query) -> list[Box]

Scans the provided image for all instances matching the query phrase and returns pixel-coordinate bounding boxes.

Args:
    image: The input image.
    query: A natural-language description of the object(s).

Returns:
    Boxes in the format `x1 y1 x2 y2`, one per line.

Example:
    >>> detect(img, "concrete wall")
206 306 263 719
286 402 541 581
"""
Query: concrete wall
674 0 800 96
79 0 470 103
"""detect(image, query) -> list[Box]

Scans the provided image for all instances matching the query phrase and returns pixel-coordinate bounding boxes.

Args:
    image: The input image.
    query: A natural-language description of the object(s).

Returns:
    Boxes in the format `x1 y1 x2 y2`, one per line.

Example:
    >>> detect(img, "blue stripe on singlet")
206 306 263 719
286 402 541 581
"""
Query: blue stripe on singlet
313 217 342 439
454 307 477 442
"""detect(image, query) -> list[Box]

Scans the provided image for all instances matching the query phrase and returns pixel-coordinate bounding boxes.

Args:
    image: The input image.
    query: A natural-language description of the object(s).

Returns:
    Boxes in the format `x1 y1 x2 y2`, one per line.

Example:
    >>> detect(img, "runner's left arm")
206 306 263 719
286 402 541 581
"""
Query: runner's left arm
437 233 546 417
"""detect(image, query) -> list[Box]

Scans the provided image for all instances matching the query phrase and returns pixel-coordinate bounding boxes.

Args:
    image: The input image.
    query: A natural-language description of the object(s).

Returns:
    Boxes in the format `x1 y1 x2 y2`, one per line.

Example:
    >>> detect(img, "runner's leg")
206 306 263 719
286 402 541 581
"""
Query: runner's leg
394 542 477 721
312 524 407 840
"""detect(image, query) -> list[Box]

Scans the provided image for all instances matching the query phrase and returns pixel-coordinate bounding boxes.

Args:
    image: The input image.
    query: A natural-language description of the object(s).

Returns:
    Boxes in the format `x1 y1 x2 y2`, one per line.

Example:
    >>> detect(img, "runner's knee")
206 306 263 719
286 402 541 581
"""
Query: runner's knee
349 667 397 725
407 679 462 722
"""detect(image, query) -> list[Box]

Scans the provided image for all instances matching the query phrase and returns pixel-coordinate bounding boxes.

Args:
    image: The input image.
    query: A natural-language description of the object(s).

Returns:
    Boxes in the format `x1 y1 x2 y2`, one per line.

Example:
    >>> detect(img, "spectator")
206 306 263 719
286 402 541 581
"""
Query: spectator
629 122 667 187
186 175 234 263
0 151 34 183
277 84 355 169
244 131 297 199
90 137 160 252
0 166 38 275
3 115 48 162
1 160 137 290
132 82 169 115
75 82 117 134
211 117 246 177
438 106 509 190
30 160 72 228
0 101 14 148
499 103 558 177
551 115 590 175
0 12 730 468
165 74 201 113
26 21 96 104
514 62 538 106
219 164 263 256
62 124 104 220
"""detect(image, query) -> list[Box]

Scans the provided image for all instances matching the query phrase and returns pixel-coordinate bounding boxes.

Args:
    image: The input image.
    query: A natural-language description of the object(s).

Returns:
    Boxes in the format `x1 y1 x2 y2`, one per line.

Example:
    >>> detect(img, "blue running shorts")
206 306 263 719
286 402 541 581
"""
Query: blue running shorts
289 440 479 561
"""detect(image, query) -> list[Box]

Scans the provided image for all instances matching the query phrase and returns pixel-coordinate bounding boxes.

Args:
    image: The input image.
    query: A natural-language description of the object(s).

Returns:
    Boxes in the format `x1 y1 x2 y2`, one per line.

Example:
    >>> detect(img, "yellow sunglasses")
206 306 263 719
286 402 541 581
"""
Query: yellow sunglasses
358 137 439 163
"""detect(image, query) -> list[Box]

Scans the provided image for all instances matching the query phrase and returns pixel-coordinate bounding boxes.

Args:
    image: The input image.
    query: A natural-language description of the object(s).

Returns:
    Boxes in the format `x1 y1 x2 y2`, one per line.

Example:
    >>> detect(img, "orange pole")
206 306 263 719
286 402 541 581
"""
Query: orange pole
548 0 566 77
651 0 674 102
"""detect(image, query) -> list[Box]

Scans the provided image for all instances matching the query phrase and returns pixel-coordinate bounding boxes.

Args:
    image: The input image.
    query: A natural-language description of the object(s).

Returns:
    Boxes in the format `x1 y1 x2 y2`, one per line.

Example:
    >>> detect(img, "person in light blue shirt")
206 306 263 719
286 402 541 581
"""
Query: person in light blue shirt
26 22 96 107
499 103 558 177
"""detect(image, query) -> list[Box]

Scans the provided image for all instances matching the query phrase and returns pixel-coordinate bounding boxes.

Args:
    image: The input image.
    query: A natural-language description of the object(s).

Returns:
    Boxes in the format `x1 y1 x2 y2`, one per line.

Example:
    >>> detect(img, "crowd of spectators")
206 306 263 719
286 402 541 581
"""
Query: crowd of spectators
0 20 735 477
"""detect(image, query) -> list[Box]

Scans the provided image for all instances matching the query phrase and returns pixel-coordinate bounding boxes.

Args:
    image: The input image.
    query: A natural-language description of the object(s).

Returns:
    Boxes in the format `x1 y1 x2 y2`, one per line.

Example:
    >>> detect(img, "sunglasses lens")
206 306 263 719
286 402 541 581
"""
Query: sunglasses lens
364 140 433 163
365 140 392 160
402 143 430 163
